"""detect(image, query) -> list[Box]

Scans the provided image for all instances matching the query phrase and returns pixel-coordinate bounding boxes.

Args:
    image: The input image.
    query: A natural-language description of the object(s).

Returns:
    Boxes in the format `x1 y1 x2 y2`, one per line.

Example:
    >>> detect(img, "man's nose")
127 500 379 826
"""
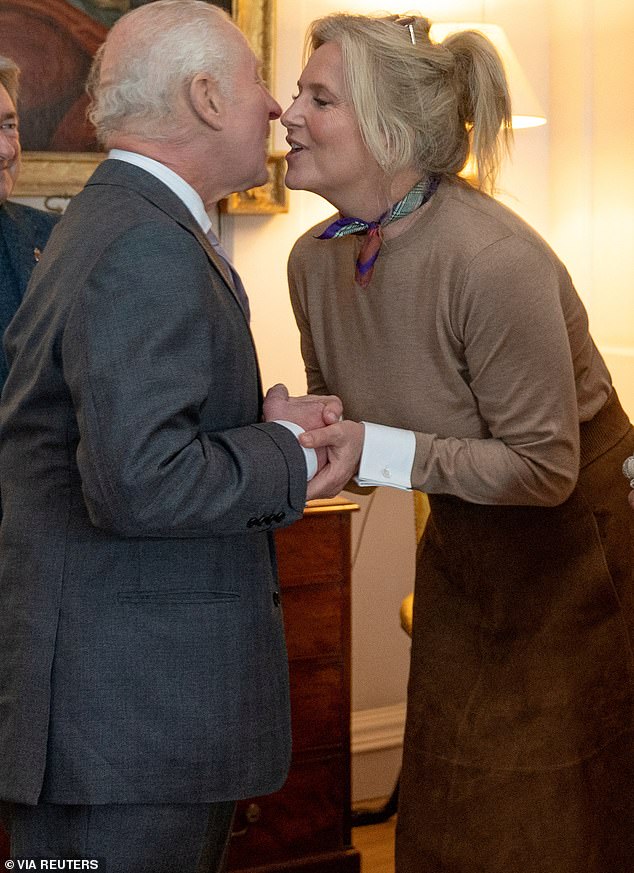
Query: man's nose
267 91 282 121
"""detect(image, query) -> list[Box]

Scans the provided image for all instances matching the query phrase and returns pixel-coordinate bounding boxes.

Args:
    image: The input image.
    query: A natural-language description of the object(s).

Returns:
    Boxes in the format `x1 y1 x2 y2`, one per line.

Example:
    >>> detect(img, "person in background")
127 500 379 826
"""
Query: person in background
0 2 352 871
0 54 58 389
0 54 57 858
281 13 634 873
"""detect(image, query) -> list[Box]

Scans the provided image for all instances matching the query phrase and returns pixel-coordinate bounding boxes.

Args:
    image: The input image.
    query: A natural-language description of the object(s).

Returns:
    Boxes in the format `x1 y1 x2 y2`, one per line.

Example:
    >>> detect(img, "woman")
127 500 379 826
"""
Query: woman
281 13 634 873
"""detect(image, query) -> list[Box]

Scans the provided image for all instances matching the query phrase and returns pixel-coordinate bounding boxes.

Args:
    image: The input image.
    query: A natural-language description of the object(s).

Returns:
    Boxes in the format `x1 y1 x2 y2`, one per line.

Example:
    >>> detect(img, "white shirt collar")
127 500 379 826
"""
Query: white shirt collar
108 149 212 234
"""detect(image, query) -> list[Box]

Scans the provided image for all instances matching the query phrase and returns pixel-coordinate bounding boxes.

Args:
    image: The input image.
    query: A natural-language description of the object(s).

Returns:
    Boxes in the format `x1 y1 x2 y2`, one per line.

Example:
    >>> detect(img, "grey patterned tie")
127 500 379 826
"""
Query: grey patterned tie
205 227 251 322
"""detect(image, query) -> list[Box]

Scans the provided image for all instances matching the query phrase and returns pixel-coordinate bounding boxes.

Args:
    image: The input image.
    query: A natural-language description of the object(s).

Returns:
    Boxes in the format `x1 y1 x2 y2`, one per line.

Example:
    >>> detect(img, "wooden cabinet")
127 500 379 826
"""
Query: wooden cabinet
227 498 360 873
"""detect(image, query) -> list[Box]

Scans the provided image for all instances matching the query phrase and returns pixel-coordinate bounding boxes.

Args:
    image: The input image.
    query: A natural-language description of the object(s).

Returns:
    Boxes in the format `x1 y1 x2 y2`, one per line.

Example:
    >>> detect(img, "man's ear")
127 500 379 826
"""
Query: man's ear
189 72 224 131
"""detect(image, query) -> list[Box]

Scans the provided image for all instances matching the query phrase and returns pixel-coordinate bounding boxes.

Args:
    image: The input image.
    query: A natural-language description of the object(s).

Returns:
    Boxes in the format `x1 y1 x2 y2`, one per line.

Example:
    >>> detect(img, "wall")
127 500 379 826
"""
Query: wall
228 0 551 801
549 0 634 418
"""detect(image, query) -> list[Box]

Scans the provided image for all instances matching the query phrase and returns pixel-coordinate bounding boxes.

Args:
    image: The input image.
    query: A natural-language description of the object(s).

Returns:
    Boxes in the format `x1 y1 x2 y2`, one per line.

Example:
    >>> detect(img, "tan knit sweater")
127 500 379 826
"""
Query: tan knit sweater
288 178 612 506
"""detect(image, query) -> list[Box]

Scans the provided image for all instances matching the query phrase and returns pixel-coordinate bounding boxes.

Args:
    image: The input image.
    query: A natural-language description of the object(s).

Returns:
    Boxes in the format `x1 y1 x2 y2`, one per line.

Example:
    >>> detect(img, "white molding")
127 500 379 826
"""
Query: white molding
599 345 634 358
351 704 406 802
351 703 407 755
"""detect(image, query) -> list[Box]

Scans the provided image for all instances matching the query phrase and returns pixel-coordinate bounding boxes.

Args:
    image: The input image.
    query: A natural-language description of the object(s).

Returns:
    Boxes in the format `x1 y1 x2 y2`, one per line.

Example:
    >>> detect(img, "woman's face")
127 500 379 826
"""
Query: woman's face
281 41 385 214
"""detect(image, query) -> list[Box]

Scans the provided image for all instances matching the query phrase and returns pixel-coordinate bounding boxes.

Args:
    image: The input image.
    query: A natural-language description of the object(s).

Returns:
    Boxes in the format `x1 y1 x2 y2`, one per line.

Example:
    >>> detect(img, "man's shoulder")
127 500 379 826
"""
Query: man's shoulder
80 159 201 239
2 200 59 235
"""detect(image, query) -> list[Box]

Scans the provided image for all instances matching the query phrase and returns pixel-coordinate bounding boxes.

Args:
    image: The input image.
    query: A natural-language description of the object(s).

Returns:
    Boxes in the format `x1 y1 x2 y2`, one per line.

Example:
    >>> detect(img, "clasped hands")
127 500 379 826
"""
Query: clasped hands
263 384 364 500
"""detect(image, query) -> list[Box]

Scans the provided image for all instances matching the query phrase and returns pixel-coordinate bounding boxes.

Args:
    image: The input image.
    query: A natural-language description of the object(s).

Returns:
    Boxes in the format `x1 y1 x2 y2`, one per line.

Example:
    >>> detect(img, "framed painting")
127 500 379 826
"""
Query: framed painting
2 0 286 213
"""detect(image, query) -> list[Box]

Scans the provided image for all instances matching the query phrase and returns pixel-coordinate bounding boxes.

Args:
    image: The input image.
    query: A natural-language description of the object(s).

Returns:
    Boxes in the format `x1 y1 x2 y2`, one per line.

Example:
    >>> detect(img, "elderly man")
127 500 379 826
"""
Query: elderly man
0 55 58 389
0 2 355 871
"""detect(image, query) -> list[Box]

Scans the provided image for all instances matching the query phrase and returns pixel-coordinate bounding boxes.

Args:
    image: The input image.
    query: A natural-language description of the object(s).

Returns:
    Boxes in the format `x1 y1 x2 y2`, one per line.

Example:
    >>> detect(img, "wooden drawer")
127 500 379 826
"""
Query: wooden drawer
282 582 343 661
227 755 349 870
276 513 349 587
290 660 345 753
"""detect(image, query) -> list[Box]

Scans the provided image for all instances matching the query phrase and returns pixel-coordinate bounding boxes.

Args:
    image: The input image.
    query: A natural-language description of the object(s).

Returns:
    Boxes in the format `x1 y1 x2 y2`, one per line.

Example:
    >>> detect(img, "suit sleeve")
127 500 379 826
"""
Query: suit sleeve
63 222 307 537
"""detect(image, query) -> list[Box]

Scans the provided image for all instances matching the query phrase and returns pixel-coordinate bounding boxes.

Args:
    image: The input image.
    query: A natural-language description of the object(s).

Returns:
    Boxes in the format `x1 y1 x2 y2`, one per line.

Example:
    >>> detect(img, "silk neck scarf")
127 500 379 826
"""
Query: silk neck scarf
316 175 440 288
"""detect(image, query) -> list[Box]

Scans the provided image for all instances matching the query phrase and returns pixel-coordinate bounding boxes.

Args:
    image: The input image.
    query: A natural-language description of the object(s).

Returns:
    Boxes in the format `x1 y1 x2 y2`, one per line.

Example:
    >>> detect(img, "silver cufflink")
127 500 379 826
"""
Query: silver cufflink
622 455 634 487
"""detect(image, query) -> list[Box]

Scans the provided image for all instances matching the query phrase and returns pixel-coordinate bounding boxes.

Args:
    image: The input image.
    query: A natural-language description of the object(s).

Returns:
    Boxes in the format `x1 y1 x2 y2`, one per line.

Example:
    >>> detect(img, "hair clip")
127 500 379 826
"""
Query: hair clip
395 15 416 46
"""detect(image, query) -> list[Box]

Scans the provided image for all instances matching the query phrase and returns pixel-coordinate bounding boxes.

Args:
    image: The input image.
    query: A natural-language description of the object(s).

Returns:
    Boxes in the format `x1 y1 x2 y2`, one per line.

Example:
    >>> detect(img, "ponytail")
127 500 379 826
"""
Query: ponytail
441 29 512 192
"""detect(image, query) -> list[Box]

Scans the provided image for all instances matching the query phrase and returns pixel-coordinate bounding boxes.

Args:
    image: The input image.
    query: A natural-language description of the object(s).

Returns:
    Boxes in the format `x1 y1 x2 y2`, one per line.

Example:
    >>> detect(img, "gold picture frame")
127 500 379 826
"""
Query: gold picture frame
13 0 287 214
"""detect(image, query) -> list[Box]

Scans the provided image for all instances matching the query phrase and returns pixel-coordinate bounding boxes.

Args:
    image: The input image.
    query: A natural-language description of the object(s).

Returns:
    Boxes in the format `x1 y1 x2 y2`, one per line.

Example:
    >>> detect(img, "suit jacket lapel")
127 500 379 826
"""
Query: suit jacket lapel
83 160 264 401
191 224 238 297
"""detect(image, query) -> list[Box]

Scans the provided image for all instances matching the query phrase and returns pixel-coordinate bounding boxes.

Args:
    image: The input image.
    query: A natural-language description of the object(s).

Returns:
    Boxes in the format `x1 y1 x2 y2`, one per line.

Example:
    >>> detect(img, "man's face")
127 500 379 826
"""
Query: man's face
222 35 282 192
0 82 20 204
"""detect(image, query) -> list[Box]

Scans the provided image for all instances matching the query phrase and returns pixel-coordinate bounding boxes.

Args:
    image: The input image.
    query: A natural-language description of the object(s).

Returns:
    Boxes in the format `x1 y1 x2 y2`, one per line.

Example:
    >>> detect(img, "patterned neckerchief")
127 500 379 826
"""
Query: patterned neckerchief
316 175 440 288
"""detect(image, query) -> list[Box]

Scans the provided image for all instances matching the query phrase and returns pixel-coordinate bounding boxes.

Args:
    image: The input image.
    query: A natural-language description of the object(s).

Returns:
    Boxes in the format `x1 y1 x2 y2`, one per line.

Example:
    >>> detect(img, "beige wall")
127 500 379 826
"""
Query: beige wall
550 0 634 418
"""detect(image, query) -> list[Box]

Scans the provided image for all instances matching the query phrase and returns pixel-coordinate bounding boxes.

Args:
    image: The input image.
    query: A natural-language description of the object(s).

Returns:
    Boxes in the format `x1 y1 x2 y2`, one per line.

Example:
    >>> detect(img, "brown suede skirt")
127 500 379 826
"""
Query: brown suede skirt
396 390 634 873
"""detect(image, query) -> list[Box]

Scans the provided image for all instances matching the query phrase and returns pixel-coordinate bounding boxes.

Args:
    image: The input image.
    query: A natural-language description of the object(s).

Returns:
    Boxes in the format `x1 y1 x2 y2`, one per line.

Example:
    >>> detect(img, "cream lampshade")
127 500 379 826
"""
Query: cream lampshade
429 22 547 129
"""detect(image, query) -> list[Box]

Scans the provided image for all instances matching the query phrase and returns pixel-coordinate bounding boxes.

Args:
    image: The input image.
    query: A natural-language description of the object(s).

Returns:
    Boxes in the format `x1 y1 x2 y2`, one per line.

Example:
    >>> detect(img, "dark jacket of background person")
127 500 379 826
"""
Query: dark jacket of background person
0 200 58 387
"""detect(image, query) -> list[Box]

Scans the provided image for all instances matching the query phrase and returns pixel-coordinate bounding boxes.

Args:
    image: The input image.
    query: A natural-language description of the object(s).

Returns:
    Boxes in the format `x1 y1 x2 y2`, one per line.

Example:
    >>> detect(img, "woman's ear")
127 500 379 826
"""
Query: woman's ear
189 72 224 130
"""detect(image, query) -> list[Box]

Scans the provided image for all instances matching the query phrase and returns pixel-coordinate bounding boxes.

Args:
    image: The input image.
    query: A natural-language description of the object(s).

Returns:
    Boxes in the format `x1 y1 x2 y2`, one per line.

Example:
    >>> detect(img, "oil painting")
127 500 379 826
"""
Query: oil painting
0 0 285 212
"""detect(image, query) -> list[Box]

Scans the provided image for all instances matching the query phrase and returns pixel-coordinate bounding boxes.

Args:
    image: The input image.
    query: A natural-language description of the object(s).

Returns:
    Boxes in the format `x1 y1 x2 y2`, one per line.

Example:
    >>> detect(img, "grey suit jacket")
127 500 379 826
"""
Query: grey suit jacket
0 160 307 804
0 200 58 388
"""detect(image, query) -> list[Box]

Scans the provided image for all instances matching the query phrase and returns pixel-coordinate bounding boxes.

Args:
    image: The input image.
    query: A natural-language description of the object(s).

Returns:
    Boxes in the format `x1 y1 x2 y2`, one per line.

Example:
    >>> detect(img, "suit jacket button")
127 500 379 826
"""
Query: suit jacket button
273 591 281 607
274 511 286 523
247 517 258 528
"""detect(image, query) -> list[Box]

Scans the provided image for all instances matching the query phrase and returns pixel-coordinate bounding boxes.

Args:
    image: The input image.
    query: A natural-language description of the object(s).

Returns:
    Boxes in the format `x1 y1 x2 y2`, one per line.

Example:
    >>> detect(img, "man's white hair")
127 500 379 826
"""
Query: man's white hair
88 0 241 145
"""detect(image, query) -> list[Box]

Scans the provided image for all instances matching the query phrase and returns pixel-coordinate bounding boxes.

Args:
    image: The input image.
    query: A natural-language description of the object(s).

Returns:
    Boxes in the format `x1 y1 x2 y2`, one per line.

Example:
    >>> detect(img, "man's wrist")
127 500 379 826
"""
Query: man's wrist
275 420 318 480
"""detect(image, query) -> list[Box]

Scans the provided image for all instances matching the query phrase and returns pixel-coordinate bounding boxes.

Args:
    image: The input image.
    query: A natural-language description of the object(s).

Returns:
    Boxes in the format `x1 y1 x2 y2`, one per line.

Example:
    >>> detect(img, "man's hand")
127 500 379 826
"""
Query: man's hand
263 383 342 429
301 420 365 500
263 384 343 472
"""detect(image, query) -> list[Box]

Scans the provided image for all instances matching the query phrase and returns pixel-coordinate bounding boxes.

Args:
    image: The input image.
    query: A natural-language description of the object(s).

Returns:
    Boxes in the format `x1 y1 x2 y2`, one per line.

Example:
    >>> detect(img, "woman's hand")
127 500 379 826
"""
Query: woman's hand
263 383 342 429
301 420 365 500
263 383 343 471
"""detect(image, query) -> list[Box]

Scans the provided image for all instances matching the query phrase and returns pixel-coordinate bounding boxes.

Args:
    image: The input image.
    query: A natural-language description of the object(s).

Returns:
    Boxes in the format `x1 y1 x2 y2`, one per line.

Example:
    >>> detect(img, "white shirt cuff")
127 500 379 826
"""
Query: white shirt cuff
275 420 318 481
355 422 415 490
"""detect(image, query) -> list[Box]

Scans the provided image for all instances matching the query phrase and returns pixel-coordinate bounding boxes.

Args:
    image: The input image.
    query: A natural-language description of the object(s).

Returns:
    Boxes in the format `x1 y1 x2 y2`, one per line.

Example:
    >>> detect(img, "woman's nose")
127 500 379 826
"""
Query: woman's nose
280 102 298 129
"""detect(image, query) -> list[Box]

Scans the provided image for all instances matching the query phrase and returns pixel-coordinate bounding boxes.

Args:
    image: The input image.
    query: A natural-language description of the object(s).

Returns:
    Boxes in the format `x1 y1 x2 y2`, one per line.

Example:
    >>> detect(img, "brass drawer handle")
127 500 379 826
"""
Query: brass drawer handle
231 803 262 837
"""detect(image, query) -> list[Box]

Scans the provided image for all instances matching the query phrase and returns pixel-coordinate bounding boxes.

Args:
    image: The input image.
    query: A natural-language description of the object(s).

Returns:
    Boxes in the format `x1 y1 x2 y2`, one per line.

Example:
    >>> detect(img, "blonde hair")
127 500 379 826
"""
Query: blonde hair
306 13 512 193
0 55 19 106
87 0 237 145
